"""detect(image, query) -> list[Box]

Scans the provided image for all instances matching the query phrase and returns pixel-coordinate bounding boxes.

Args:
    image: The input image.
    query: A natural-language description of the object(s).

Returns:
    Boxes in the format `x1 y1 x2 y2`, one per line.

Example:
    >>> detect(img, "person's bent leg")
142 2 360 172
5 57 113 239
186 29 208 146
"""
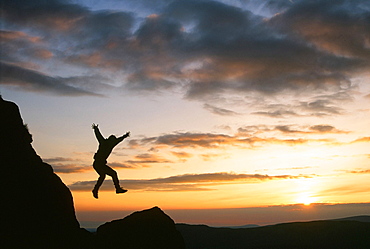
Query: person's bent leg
105 166 127 194
95 174 106 189
92 174 106 198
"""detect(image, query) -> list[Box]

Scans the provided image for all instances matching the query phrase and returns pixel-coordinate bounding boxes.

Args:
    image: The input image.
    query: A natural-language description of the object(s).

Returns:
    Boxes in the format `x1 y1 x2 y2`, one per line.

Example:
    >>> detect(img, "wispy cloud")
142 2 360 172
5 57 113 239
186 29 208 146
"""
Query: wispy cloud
320 184 370 196
125 153 173 166
0 62 103 96
52 164 91 174
44 157 77 163
203 103 240 116
252 109 300 118
351 137 370 143
44 157 91 173
128 130 341 151
69 171 315 192
252 94 351 118
200 153 228 161
276 166 316 171
237 124 349 136
170 151 193 162
346 169 370 174
108 162 138 169
274 124 348 134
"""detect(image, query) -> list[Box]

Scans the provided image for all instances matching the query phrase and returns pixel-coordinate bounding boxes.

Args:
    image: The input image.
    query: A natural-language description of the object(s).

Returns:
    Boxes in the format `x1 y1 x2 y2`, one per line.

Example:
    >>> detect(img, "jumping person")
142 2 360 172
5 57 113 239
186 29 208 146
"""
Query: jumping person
91 123 130 199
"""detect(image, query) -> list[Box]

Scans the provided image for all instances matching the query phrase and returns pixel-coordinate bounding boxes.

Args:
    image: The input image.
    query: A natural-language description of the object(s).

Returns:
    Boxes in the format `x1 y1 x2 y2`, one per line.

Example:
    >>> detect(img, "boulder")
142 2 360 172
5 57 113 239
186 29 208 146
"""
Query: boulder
97 206 185 249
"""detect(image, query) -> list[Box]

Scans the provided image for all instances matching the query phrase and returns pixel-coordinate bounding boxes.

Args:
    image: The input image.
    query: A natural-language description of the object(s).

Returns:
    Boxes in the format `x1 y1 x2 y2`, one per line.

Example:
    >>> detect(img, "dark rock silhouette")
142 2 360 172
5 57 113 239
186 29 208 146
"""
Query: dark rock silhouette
0 96 92 249
96 206 185 249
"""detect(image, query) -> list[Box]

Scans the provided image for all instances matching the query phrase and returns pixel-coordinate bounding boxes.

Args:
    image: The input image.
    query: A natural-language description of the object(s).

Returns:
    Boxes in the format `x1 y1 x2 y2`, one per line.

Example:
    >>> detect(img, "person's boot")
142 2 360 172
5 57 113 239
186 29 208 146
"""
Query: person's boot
116 187 128 194
92 188 99 199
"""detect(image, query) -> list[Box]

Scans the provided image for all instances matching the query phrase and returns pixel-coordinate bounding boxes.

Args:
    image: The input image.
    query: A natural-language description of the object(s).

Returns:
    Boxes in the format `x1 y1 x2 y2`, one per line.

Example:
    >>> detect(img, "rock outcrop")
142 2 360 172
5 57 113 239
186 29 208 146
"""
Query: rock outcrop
96 206 185 249
0 97 91 249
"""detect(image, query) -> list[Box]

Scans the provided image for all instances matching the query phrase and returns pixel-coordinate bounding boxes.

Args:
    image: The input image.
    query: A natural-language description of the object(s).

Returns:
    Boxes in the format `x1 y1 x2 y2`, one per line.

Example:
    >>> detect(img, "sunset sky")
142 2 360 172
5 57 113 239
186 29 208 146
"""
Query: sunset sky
1 0 370 227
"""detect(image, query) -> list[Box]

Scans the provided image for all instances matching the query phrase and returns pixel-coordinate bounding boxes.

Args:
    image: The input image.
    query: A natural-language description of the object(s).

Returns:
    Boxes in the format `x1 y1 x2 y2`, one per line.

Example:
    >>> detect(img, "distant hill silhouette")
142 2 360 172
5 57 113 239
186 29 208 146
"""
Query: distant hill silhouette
0 97 185 249
177 218 370 249
217 224 260 229
332 215 370 223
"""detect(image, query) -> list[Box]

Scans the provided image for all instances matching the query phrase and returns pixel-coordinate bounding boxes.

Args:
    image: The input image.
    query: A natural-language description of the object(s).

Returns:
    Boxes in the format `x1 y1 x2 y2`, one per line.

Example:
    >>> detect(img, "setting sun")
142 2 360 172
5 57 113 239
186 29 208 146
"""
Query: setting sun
296 194 318 206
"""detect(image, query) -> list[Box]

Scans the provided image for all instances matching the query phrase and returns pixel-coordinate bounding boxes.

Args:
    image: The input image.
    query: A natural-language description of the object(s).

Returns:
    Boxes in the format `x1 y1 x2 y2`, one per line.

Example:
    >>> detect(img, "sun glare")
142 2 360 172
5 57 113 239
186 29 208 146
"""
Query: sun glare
296 194 317 206
291 177 321 206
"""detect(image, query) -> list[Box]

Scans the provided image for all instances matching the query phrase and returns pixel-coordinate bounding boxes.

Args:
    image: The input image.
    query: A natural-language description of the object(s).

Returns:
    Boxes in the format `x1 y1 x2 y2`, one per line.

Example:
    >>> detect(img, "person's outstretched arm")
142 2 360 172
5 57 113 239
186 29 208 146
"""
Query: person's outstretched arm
92 123 105 143
116 131 130 143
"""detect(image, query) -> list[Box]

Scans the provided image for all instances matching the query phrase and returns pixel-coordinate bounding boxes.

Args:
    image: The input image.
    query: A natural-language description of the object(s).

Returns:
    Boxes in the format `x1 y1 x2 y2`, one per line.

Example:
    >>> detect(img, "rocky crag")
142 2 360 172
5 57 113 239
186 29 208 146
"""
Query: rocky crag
0 97 92 248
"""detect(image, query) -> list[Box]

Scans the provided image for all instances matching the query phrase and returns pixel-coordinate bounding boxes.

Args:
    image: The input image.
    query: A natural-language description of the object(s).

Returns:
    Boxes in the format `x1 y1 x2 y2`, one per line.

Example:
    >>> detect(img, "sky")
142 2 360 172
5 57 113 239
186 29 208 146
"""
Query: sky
1 0 370 228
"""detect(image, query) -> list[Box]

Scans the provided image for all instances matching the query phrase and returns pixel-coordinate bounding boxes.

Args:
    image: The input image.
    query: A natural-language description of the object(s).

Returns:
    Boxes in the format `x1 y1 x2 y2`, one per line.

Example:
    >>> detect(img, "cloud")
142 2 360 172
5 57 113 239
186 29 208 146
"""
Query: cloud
274 124 348 134
275 125 306 134
299 99 344 116
0 30 41 43
0 62 103 96
44 157 92 173
109 162 138 169
253 109 300 118
1 0 88 31
52 164 91 174
200 153 228 161
320 184 370 196
44 157 76 163
276 166 316 171
309 125 337 133
252 90 353 117
346 169 370 174
271 0 370 59
125 153 173 166
237 124 347 137
203 103 240 116
237 125 271 135
1 0 369 104
68 171 315 192
171 151 193 162
351 137 370 143
166 1 362 99
0 30 45 64
128 131 337 151
131 132 240 149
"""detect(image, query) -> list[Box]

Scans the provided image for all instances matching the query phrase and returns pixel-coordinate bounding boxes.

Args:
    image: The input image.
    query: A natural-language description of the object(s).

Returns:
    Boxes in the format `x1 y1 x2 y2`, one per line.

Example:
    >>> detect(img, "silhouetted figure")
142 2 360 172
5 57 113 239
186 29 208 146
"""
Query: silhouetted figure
92 123 130 199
